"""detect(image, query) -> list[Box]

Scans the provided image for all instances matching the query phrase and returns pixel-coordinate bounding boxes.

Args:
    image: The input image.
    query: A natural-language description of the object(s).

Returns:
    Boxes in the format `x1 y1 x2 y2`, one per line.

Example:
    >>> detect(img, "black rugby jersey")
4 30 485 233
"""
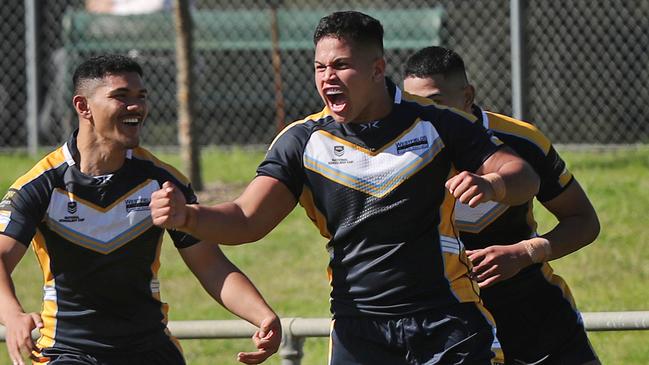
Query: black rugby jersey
257 82 503 317
454 106 572 249
455 106 576 302
0 132 199 354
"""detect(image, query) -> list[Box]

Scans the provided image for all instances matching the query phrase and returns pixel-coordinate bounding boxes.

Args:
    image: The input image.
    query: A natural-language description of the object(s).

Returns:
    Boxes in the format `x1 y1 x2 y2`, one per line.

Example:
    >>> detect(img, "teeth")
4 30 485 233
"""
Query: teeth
123 118 140 124
325 89 343 95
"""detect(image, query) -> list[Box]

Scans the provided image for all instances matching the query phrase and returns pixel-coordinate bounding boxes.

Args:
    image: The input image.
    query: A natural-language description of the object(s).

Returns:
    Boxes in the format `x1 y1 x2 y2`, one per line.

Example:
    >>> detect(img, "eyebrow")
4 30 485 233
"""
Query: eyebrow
314 57 350 64
109 87 148 94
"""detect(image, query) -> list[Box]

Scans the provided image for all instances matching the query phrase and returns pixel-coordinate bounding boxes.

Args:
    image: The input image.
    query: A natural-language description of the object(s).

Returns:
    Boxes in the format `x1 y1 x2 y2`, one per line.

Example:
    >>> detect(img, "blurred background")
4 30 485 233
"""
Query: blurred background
2 0 648 151
2 1 649 364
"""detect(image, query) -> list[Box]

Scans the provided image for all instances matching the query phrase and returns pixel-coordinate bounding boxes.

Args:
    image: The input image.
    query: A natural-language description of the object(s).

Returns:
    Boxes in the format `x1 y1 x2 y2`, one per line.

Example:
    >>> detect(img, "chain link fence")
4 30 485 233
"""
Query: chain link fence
2 0 648 149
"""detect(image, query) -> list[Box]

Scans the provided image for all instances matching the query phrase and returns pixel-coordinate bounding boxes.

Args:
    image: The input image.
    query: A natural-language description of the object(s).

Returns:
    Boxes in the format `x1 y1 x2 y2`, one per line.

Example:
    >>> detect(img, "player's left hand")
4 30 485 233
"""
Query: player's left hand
237 316 282 364
445 171 497 207
466 244 534 288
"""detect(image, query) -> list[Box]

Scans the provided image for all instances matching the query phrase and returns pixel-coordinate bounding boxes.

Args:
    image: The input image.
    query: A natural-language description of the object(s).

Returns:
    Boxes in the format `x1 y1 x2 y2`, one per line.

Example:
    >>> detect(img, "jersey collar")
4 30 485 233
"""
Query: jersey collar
63 129 133 167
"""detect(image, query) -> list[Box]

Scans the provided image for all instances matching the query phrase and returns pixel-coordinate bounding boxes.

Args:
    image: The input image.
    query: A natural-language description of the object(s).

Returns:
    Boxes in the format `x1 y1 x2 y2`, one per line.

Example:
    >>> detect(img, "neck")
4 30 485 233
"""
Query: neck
75 128 127 176
353 81 393 124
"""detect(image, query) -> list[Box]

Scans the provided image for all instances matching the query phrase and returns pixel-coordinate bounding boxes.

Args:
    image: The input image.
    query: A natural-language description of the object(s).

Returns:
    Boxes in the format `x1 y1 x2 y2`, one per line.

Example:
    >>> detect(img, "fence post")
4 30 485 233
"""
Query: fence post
510 0 528 121
24 0 41 156
279 318 305 365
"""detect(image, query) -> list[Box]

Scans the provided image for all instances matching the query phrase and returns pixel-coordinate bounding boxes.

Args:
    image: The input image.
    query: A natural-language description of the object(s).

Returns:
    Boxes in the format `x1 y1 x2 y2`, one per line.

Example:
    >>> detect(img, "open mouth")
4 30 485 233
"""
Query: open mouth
122 117 142 126
325 88 348 113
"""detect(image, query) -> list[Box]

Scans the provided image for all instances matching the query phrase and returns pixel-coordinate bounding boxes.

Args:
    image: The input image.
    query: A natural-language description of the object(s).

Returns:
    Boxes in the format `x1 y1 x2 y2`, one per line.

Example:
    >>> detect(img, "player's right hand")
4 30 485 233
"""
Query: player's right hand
4 311 42 365
150 181 188 230
237 315 282 364
445 171 497 207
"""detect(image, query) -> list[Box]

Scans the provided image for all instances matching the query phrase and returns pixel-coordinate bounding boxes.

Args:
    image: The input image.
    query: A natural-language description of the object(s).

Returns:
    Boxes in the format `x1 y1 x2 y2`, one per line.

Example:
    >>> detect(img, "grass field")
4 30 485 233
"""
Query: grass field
1 146 648 364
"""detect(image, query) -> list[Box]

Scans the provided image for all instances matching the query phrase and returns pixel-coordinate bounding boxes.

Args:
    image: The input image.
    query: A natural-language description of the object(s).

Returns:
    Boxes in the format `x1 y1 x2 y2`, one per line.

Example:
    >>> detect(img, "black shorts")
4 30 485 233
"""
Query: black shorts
33 339 185 365
482 265 598 365
329 302 495 365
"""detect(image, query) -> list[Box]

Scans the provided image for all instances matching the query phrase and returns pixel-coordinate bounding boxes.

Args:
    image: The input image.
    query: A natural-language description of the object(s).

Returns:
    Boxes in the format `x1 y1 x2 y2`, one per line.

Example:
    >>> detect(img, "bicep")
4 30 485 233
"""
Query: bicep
476 146 523 175
540 180 597 221
234 175 298 234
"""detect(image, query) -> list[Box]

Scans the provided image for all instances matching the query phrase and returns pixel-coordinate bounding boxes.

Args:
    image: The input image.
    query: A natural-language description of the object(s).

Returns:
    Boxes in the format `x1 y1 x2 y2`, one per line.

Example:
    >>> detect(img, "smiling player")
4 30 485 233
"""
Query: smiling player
0 55 281 365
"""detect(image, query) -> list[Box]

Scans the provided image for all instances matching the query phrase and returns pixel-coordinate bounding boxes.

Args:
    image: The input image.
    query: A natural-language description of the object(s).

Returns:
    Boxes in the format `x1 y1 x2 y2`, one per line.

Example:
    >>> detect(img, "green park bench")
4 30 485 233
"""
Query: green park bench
60 8 444 145
62 8 444 52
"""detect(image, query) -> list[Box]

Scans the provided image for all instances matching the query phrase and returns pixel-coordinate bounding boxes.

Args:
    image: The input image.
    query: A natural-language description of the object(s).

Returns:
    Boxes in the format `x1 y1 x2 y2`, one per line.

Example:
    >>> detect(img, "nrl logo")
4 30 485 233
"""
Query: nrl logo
67 201 77 214
333 145 345 157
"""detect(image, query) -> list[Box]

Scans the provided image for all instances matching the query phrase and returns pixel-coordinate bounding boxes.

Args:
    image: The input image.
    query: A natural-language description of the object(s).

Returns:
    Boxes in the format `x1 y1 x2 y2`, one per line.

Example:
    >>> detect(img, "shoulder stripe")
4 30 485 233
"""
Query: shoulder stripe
401 90 436 106
402 92 478 123
485 112 551 154
131 147 190 185
268 108 330 150
11 147 67 190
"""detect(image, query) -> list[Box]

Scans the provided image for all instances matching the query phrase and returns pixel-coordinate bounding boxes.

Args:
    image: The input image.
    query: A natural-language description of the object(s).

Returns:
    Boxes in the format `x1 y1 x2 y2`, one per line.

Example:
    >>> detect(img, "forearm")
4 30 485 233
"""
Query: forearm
182 242 278 327
176 176 297 245
532 212 600 262
212 271 277 327
182 202 267 245
522 181 600 263
0 264 25 325
484 159 539 206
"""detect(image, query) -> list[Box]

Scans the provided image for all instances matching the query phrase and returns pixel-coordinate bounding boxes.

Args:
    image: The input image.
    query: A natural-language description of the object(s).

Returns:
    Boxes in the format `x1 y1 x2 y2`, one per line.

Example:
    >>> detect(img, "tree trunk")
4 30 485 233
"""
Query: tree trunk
173 0 203 191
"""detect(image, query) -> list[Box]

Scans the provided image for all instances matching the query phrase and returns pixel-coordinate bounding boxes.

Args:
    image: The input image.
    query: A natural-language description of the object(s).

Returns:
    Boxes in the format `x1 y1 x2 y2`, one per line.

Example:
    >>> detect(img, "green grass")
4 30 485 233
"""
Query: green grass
1 146 649 364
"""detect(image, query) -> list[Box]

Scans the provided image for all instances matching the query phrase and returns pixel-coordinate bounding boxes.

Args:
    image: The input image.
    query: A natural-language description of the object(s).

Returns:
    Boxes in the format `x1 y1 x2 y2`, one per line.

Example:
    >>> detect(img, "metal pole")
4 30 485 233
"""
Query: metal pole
269 1 287 133
279 318 305 365
4 313 649 359
510 0 527 120
582 311 649 331
24 0 41 156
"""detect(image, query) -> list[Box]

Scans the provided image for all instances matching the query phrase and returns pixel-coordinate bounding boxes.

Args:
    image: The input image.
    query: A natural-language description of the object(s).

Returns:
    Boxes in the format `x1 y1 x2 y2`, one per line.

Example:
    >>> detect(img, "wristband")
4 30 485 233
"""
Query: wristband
523 238 552 263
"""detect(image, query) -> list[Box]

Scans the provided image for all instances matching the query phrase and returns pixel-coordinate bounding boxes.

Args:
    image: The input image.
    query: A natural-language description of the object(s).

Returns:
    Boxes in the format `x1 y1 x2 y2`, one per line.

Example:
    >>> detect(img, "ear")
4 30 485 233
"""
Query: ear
463 84 476 110
73 95 92 119
372 57 386 82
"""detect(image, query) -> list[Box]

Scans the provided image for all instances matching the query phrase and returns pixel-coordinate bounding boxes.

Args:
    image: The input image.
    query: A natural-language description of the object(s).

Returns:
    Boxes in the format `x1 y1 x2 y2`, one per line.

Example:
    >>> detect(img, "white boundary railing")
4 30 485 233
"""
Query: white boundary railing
2 312 649 365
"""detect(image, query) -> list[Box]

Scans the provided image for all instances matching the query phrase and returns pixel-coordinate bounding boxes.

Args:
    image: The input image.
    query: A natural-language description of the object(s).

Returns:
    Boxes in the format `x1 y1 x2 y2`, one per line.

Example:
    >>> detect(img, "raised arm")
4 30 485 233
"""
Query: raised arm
150 175 297 244
446 146 540 207
0 235 43 365
179 241 281 364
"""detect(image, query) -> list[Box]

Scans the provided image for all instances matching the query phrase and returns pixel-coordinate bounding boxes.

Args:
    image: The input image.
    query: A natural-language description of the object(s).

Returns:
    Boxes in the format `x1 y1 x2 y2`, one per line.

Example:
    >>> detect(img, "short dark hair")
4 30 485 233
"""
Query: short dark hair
403 46 467 83
72 54 143 93
313 11 384 54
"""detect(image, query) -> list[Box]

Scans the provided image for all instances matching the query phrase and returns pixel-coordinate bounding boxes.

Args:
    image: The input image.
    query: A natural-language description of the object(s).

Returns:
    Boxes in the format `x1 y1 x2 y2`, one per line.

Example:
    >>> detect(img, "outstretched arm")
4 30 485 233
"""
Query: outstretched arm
0 235 43 365
179 241 281 364
446 146 540 207
468 180 600 287
150 176 297 245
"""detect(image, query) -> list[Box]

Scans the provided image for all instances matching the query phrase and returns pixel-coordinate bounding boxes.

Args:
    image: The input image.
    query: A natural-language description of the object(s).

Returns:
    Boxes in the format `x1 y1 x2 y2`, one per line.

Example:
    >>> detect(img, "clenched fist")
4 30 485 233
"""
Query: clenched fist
150 181 189 230
445 171 504 207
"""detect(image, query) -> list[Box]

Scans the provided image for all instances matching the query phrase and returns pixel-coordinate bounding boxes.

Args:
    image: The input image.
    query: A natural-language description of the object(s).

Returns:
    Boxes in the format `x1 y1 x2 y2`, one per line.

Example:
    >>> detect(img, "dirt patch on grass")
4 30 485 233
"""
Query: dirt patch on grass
195 181 248 205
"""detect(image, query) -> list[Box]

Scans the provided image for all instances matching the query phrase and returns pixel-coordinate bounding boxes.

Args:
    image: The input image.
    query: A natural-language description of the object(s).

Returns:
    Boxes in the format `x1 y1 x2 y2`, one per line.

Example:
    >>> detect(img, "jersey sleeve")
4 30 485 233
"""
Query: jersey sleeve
256 123 309 200
437 109 503 172
496 132 573 203
163 176 201 249
0 180 51 247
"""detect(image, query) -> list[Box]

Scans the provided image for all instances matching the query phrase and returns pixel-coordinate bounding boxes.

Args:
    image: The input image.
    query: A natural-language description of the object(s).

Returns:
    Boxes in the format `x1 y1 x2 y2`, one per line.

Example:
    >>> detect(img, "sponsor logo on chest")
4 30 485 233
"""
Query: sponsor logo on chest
125 197 151 213
395 136 429 154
